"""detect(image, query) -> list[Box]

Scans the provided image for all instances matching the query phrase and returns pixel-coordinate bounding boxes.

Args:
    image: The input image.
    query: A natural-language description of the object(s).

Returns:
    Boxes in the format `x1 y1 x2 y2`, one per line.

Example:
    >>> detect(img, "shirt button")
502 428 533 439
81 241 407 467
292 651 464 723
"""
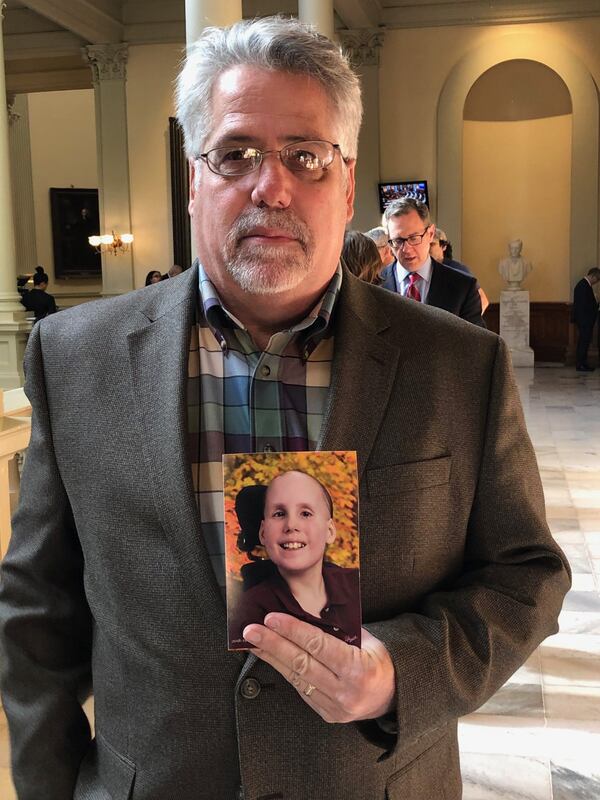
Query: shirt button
333 627 339 632
240 677 261 699
260 364 271 377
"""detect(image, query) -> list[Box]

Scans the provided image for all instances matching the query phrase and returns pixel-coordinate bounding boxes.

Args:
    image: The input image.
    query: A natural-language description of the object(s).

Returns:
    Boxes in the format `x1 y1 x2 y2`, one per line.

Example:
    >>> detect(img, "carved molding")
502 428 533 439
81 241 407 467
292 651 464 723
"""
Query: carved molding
83 44 129 84
339 28 385 67
0 2 6 23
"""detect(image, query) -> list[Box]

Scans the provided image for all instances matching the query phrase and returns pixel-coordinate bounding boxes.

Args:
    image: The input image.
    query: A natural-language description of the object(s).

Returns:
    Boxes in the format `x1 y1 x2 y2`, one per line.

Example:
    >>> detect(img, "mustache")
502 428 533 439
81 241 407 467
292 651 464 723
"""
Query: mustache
226 209 311 253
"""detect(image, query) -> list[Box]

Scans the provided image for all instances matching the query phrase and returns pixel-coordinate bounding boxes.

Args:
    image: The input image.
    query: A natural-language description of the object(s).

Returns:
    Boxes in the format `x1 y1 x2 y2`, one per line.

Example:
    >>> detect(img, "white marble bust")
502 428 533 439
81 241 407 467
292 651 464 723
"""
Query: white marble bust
498 239 533 290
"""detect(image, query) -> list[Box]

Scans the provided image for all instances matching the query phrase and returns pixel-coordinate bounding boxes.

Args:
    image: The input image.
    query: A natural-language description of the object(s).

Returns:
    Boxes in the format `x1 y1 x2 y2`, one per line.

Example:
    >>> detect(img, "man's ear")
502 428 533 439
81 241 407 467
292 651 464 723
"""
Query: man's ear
326 519 336 545
258 521 265 546
344 159 356 224
188 159 197 217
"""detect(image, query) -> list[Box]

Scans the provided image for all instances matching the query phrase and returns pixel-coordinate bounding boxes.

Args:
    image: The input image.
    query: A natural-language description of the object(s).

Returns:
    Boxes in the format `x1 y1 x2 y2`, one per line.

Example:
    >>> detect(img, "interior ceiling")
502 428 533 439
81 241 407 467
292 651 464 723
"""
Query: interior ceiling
3 1 600 93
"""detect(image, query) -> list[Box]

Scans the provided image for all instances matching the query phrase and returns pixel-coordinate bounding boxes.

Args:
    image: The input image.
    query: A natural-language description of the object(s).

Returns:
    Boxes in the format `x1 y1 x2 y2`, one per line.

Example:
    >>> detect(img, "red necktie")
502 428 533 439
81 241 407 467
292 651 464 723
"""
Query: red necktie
406 272 421 301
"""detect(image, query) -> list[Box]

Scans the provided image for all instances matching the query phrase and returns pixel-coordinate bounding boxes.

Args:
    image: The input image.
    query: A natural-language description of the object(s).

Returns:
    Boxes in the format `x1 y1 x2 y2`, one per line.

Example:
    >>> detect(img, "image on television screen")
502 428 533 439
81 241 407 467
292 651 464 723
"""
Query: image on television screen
378 181 429 214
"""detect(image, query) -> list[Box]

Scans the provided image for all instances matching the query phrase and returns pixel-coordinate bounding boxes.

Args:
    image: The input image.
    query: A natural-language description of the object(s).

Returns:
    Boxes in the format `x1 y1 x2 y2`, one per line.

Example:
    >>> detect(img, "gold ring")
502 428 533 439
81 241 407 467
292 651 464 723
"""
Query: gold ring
304 683 316 697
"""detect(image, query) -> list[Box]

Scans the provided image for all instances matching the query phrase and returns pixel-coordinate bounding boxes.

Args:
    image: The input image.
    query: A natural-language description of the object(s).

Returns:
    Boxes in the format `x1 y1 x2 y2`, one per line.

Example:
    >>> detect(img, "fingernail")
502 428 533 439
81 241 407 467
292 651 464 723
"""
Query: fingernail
264 614 279 631
243 626 261 644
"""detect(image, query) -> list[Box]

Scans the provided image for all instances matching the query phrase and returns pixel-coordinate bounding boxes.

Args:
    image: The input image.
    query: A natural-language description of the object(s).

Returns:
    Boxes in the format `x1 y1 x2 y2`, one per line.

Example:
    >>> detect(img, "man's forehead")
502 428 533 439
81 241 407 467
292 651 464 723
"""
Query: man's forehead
207 65 336 144
388 211 425 233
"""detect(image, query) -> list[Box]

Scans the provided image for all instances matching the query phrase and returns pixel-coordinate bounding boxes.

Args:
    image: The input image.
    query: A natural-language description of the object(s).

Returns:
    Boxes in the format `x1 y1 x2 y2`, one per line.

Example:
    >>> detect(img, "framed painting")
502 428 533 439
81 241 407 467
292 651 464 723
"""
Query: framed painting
50 187 102 278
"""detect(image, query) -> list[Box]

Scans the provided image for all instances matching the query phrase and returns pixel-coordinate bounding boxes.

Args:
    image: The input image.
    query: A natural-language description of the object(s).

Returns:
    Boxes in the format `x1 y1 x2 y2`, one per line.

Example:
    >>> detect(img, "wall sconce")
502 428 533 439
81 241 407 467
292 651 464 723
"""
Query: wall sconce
88 231 134 255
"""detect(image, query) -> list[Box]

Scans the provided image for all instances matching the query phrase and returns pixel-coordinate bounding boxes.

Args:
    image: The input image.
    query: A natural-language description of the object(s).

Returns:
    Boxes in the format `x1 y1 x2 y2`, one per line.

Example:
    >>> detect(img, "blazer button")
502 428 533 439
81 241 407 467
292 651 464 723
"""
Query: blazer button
240 677 261 699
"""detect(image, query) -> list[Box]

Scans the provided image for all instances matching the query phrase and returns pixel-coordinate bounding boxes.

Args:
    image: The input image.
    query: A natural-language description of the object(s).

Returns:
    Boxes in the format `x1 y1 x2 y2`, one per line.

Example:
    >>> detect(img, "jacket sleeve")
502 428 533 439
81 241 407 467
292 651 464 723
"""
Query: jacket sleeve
460 277 486 327
0 322 93 800
362 336 570 756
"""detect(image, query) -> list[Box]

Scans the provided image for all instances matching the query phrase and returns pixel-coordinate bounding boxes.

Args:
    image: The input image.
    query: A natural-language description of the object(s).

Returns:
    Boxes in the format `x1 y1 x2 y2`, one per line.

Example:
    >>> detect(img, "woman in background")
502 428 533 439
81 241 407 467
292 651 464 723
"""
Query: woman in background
342 231 382 285
145 270 162 286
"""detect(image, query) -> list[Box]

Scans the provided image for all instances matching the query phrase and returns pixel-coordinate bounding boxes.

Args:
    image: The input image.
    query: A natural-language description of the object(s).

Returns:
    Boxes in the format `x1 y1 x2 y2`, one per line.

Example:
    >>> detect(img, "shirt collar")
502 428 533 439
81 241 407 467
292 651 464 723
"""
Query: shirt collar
197 260 342 357
395 256 433 286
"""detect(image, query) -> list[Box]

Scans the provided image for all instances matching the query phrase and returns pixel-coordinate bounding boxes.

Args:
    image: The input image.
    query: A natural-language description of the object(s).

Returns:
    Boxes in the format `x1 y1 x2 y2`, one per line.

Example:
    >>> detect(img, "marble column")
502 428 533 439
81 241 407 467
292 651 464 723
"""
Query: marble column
339 29 385 232
184 0 242 44
298 0 335 40
83 44 134 297
8 94 38 276
0 4 30 389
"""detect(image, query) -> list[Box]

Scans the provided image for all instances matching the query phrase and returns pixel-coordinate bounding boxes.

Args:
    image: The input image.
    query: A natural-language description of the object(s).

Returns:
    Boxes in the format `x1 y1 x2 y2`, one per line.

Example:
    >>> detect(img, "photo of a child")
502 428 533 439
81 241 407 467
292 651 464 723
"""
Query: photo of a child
224 452 361 651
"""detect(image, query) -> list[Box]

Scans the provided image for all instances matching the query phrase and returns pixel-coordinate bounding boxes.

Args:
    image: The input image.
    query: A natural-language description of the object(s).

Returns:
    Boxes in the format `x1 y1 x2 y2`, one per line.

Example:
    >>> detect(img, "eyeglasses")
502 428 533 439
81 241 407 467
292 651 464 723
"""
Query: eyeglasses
388 226 431 250
197 140 343 177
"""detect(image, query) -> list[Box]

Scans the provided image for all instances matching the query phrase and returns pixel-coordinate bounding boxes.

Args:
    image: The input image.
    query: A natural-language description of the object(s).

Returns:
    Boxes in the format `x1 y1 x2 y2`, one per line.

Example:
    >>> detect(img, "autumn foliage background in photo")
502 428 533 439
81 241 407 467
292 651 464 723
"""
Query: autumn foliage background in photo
223 450 360 583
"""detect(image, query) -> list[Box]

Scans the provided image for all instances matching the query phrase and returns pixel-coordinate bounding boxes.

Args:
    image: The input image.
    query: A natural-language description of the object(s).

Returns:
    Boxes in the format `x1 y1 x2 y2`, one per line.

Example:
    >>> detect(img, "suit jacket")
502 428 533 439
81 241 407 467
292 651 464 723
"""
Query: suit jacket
380 258 485 327
0 265 569 800
572 277 599 327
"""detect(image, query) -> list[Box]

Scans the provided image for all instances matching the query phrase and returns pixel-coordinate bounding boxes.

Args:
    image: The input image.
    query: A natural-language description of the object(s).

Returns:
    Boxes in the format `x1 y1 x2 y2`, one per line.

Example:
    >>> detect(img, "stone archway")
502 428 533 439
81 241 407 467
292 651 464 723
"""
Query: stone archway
437 32 598 289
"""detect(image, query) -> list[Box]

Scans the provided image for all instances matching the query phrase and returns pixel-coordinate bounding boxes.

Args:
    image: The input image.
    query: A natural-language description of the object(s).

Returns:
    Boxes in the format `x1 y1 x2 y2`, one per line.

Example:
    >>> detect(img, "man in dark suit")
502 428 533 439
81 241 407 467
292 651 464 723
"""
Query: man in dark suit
0 16 569 800
572 267 600 371
379 197 485 327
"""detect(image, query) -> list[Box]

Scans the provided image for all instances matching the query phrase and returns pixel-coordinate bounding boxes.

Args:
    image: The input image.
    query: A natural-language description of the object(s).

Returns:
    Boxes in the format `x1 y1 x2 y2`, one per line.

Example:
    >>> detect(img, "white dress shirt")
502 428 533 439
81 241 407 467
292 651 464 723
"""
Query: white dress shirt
394 256 433 303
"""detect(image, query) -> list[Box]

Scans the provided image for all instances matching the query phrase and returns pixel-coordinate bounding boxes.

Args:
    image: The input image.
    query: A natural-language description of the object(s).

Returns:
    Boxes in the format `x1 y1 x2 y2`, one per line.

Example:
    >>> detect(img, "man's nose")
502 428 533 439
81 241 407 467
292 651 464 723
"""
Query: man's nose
250 153 293 209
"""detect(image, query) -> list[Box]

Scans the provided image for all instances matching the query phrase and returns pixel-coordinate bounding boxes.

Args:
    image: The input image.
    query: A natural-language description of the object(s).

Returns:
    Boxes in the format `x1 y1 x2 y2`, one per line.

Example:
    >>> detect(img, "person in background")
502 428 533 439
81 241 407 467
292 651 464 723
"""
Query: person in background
572 267 600 371
161 264 184 280
380 197 485 327
365 226 395 269
145 270 163 286
342 230 382 284
20 270 57 322
430 227 490 313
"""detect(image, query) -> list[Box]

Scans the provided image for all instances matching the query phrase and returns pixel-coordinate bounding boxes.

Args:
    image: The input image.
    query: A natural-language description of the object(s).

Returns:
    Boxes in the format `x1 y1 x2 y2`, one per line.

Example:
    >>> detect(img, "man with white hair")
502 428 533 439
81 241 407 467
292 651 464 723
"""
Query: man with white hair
0 16 569 800
365 225 395 268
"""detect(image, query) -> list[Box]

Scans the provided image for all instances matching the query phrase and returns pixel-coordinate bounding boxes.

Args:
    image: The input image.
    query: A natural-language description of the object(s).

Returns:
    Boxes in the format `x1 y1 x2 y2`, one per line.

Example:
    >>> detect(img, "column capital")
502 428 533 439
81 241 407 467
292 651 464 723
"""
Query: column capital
339 28 385 68
83 43 129 84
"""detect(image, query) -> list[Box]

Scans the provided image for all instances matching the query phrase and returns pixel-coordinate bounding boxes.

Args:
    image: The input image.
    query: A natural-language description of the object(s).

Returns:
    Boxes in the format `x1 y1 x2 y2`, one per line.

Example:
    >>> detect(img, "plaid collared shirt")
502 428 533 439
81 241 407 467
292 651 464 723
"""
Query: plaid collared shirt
187 263 341 588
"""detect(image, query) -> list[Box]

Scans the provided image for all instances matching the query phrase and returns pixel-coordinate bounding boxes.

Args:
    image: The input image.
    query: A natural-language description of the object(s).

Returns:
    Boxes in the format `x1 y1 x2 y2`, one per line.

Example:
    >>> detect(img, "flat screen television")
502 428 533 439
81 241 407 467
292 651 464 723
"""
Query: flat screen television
378 181 429 214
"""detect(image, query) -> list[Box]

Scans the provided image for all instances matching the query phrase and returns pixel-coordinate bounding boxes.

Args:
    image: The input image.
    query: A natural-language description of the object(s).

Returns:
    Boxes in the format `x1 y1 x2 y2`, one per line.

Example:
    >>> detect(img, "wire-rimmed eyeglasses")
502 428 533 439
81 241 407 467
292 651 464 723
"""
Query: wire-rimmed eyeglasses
197 140 344 177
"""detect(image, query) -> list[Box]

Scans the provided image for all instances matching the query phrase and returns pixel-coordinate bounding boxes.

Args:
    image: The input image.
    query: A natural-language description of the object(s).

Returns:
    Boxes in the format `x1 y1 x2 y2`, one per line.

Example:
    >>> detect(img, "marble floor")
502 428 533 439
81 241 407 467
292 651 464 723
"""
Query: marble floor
460 366 600 799
0 366 599 799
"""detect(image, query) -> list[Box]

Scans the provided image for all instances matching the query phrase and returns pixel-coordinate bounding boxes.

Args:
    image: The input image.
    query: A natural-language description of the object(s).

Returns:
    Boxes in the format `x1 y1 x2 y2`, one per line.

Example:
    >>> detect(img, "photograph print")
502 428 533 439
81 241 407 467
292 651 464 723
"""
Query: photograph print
223 450 361 651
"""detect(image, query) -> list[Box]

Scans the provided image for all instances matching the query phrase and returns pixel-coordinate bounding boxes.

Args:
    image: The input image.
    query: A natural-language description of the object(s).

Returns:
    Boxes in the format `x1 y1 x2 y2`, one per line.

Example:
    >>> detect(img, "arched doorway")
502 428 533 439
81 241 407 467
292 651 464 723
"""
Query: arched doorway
437 32 598 291
462 59 572 302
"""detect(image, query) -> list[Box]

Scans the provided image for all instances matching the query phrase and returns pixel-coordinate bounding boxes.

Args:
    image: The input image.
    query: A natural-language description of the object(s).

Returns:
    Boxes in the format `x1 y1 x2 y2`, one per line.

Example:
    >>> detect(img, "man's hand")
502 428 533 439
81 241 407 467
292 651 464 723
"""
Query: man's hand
242 614 396 723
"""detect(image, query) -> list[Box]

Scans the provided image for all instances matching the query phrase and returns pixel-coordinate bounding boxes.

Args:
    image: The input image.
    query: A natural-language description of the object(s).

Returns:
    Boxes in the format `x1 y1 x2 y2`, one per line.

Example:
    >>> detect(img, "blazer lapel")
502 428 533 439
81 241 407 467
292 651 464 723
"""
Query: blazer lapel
126 267 226 620
319 275 401 481
379 263 398 293
425 259 444 308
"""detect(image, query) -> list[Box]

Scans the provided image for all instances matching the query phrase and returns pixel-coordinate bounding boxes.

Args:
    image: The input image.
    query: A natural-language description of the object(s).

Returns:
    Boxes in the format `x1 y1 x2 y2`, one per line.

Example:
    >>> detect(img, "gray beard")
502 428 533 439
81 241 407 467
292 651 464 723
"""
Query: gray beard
223 209 314 295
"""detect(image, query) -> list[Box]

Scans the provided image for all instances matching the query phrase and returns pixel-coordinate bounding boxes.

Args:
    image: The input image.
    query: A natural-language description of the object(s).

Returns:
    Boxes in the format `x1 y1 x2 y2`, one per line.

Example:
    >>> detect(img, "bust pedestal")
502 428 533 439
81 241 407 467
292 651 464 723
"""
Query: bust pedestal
499 290 534 367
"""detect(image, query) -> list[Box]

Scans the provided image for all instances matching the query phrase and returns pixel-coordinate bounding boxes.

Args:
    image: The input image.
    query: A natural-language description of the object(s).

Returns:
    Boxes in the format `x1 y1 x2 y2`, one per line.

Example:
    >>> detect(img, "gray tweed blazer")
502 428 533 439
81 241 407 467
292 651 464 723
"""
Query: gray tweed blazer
0 265 570 800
